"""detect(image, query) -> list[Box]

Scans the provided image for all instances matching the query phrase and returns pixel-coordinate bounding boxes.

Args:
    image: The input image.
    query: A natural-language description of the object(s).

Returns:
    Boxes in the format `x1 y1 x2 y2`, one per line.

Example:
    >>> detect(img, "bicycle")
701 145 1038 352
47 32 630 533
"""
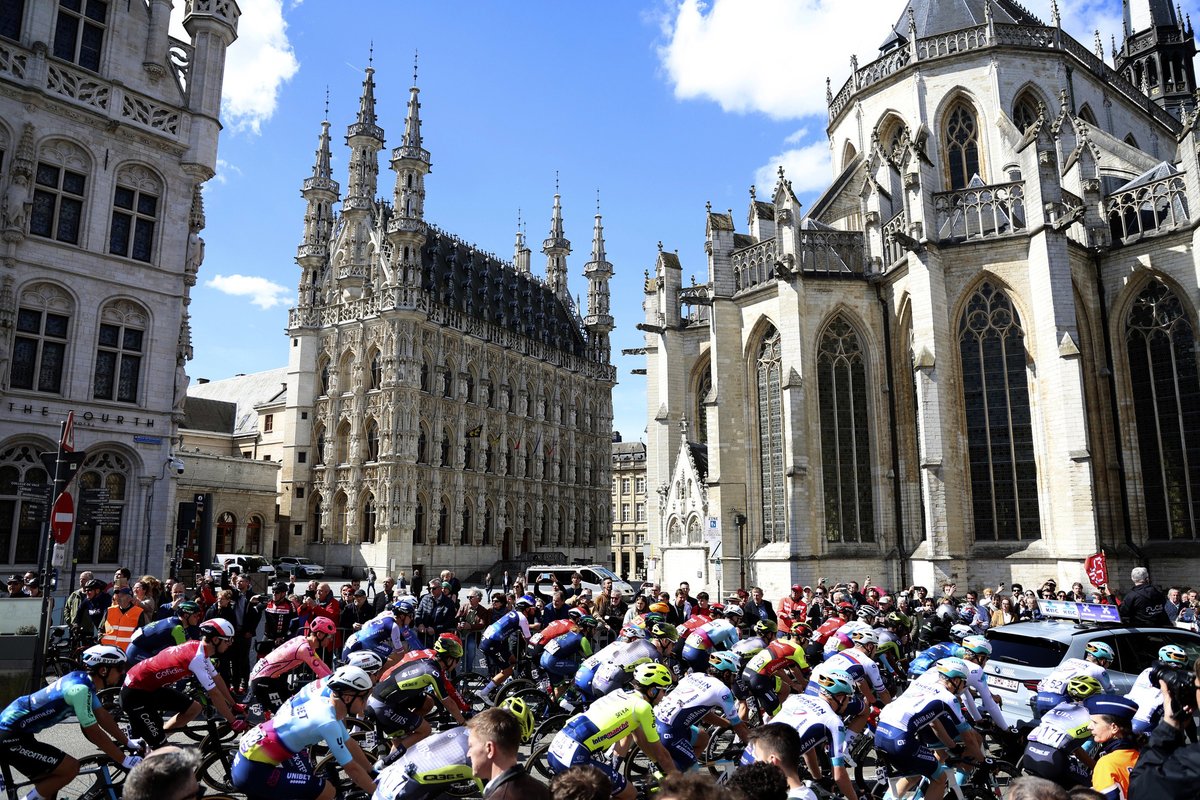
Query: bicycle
0 753 126 800
196 708 238 793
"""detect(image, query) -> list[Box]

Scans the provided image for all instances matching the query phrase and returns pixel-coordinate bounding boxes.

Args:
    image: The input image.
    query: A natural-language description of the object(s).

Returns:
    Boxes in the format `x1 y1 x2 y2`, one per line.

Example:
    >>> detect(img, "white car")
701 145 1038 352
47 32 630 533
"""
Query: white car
274 555 325 578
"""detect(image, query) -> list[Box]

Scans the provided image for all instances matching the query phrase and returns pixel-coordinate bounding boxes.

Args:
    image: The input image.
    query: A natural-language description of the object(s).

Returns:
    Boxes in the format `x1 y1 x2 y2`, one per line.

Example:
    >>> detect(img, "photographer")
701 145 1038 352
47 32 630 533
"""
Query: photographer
1128 655 1200 796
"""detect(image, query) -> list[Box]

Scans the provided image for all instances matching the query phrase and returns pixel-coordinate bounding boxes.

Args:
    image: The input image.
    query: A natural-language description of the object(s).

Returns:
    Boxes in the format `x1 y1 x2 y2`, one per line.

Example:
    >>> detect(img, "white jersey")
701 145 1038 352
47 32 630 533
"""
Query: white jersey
773 692 851 765
915 658 1005 727
654 673 741 729
878 681 965 735
1037 658 1112 696
373 727 473 800
823 648 887 694
1026 700 1092 751
1126 666 1163 726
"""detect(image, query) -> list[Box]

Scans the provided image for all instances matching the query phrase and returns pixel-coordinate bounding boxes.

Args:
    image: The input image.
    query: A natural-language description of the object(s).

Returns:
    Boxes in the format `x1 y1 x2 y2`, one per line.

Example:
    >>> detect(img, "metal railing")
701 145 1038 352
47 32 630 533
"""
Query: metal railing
1106 172 1190 243
932 181 1026 242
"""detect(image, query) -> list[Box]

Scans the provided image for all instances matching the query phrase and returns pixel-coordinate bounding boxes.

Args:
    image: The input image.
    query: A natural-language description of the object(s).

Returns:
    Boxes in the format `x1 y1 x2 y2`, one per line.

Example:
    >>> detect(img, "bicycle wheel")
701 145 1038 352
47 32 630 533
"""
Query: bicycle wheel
199 750 236 794
525 743 557 783
344 716 383 760
60 755 124 800
313 753 356 795
494 678 535 704
621 744 662 797
94 687 132 740
972 759 1020 795
531 713 568 748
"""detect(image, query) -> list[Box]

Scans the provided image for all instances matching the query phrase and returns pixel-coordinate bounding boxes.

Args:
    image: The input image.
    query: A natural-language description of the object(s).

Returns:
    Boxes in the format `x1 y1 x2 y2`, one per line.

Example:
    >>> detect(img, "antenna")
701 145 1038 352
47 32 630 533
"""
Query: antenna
324 86 329 119
368 41 374 68
555 170 560 195
413 50 419 85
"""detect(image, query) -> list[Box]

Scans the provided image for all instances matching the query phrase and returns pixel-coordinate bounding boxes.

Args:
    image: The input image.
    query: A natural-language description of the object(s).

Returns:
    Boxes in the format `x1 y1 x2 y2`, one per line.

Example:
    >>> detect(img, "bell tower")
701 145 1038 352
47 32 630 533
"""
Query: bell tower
1115 0 1197 119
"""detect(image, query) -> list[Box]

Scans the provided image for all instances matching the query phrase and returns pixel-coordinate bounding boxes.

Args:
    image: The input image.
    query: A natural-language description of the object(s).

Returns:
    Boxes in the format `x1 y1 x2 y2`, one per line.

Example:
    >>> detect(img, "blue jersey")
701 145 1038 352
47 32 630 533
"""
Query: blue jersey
877 683 968 744
126 617 198 662
908 642 956 676
482 610 531 643
0 671 100 733
344 615 420 660
239 688 354 767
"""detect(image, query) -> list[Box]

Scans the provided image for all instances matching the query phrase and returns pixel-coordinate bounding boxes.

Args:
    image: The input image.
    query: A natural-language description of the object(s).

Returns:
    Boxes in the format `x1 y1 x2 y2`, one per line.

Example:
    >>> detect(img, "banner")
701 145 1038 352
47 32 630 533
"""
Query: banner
1085 551 1108 588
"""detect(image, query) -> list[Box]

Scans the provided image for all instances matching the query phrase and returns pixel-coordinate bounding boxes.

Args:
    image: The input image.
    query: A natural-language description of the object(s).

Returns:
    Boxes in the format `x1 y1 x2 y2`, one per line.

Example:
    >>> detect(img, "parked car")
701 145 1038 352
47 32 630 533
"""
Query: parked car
983 617 1200 725
524 564 636 602
274 555 325 578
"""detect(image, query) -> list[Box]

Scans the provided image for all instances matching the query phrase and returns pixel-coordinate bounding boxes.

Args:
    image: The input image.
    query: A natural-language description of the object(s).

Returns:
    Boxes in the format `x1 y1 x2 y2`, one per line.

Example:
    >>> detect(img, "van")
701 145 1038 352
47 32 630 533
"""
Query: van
215 553 275 576
525 564 635 602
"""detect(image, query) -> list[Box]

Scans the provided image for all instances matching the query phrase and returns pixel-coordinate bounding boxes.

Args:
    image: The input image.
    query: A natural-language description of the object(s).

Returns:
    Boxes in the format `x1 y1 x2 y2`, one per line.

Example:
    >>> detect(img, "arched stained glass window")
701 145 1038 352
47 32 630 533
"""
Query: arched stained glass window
959 283 1041 540
945 102 981 190
1126 280 1200 539
1012 91 1040 133
818 317 875 543
757 327 787 543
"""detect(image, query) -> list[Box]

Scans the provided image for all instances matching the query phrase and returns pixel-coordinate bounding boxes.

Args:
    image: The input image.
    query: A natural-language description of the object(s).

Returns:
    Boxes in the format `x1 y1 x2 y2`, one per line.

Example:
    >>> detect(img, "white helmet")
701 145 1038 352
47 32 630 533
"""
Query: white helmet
344 650 384 674
199 618 235 639
81 644 126 668
850 628 879 647
724 605 744 618
949 623 973 642
327 665 373 694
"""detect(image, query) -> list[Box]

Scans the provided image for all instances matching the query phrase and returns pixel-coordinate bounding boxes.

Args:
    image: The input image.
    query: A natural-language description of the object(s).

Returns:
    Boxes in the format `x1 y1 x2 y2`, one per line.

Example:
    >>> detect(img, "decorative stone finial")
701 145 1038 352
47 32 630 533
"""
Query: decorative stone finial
749 185 756 201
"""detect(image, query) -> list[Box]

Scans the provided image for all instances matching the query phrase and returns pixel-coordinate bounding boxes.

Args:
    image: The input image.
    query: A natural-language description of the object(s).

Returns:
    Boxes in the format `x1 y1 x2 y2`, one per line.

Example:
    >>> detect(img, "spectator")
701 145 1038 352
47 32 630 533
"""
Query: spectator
64 570 95 628
548 766 611 800
457 588 488 674
541 591 570 626
744 586 776 624
110 567 132 593
132 580 156 616
563 572 586 606
466 707 550 800
1129 655 1200 795
1115 567 1170 627
1005 776 1069 800
677 581 698 606
5 575 26 597
124 745 202 800
990 595 1017 627
743 723 811 799
83 578 112 634
230 576 262 693
101 586 147 651
623 594 649 626
398 570 408 593
670 588 692 624
658 773 735 800
1166 587 1183 623
1069 582 1087 602
259 582 297 655
373 576 396 614
341 589 372 632
778 585 805 634
366 567 377 599
205 589 238 683
156 582 188 621
726 761 788 800
416 579 458 646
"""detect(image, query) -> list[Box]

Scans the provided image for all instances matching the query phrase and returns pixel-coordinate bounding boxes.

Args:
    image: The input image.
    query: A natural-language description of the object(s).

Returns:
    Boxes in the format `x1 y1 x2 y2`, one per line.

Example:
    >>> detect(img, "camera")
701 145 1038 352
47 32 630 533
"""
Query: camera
1150 664 1197 717
168 455 185 474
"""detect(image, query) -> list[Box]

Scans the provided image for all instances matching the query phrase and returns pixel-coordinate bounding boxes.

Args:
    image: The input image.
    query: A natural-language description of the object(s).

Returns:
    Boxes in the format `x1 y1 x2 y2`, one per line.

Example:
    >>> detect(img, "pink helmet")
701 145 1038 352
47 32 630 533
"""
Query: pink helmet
308 616 336 636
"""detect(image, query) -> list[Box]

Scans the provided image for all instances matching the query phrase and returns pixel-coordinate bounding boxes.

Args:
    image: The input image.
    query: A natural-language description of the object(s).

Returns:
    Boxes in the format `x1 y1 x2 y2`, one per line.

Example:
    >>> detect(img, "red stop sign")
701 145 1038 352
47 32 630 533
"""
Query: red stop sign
51 491 74 544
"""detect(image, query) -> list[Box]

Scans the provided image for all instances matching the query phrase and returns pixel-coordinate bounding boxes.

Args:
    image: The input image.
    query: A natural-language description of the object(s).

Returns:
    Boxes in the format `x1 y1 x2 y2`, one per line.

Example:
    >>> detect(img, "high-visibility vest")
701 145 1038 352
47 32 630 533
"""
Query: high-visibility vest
102 604 143 650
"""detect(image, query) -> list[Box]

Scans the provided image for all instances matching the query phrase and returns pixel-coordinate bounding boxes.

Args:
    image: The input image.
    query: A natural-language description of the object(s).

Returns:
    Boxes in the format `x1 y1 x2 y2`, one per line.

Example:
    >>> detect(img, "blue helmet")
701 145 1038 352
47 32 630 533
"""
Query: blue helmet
393 599 416 616
1085 641 1115 662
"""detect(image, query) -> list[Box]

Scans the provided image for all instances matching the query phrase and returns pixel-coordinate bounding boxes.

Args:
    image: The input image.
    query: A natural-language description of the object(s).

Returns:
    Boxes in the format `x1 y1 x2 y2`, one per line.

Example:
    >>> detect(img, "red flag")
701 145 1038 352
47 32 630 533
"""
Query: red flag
60 411 75 453
1085 552 1108 588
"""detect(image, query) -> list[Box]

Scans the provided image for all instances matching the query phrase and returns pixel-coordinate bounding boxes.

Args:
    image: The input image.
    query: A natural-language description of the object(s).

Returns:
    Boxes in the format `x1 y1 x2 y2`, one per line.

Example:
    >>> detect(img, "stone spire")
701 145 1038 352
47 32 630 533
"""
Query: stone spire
542 179 571 298
296 103 340 309
344 57 384 208
387 52 431 289
584 192 613 364
1116 0 1196 118
513 210 531 274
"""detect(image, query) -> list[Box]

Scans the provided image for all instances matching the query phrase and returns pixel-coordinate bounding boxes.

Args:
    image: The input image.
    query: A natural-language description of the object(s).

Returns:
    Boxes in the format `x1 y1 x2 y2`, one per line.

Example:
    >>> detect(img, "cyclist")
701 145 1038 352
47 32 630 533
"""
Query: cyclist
367 643 467 761
753 669 860 800
246 616 336 713
822 628 892 708
742 637 809 718
124 600 204 664
393 634 471 717
1035 641 1116 716
547 662 680 800
373 697 534 800
259 582 298 656
121 618 246 746
0 646 143 800
907 624 973 677
582 622 679 702
478 595 538 704
1127 644 1191 734
539 615 597 698
652 651 749 771
735 620 777 656
1022 675 1104 789
911 634 1004 728
1086 694 1142 800
232 665 376 800
289 649 385 706
342 600 422 670
874 659 985 800
679 614 741 673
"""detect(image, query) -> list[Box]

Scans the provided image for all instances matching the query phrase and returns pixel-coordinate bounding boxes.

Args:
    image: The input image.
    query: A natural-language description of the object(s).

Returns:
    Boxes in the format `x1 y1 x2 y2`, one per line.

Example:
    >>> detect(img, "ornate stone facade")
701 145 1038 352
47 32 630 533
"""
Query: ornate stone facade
276 70 615 577
644 0 1200 599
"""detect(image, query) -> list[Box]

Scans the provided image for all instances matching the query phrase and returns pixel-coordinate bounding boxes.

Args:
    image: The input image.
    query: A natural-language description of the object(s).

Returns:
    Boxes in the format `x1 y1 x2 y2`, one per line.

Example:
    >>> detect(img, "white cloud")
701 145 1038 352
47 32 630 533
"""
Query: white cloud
170 0 299 135
206 274 291 309
210 159 243 186
754 139 832 195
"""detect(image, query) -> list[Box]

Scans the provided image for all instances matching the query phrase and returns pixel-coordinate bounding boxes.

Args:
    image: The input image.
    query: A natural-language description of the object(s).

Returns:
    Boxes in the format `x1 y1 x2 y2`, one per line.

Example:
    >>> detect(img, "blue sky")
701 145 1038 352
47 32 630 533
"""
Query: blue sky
179 0 1183 442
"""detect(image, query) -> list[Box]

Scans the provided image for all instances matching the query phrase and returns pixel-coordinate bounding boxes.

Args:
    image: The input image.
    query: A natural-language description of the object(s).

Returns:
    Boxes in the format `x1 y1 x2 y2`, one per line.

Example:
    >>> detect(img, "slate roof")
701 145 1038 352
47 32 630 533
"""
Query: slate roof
880 0 1042 52
613 440 647 462
186 367 289 436
182 396 236 434
688 441 708 482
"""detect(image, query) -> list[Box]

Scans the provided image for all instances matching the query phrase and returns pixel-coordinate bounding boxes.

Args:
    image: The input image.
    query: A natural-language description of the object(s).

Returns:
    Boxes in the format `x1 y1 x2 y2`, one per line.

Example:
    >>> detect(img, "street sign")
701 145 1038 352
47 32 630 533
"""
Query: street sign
38 451 87 487
50 492 74 544
16 483 51 503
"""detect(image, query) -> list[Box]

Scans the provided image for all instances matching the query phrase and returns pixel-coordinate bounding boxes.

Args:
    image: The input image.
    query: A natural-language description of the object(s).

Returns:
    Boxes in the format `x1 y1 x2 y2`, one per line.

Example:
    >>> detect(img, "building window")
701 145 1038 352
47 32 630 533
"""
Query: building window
757 327 787 544
298 451 307 464
960 282 1040 541
263 414 274 433
636 502 645 522
293 523 302 537
0 444 47 564
12 307 68 393
319 361 330 395
369 351 381 390
437 501 448 545
818 317 875 543
621 478 630 494
1 0 24 40
335 421 350 464
440 432 451 467
365 421 379 461
53 0 107 72
31 162 85 243
108 178 158 262
944 101 981 190
416 429 427 464
483 505 493 546
310 496 323 543
296 487 304 499
460 506 471 546
362 496 376 543
314 427 326 465
245 516 262 552
1126 280 1200 539
621 503 630 521
92 300 146 403
331 493 347 542
636 477 646 494
413 500 425 545
1011 91 1040 133
695 367 712 443
215 511 235 553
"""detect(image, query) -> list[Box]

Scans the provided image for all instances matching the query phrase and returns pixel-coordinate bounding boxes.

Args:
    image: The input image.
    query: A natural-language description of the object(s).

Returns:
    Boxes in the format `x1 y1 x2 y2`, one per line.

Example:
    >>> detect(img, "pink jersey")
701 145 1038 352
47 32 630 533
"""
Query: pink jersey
249 635 332 682
124 640 218 692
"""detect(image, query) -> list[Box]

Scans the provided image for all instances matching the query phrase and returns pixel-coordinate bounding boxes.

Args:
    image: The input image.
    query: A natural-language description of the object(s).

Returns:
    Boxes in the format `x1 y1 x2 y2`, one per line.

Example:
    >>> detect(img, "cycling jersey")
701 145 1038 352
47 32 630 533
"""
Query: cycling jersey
250 635 332 682
589 639 662 699
907 642 956 677
813 617 846 647
239 691 353 767
743 639 807 678
653 674 741 771
0 672 99 733
342 615 419 661
875 683 969 779
822 621 870 658
540 630 593 679
530 619 574 647
1092 740 1139 800
262 599 297 642
124 640 219 692
1023 698 1094 787
683 619 739 653
481 610 532 643
1036 658 1113 715
1127 665 1168 734
393 652 465 710
766 692 849 767
823 648 886 695
913 657 1005 727
373 658 446 706
679 614 712 636
125 617 198 663
548 689 659 795
373 727 480 800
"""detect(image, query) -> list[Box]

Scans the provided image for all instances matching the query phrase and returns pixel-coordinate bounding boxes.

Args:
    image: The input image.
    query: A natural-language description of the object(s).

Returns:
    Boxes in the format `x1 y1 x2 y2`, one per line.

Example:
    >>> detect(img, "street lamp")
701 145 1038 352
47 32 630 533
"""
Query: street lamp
732 511 747 591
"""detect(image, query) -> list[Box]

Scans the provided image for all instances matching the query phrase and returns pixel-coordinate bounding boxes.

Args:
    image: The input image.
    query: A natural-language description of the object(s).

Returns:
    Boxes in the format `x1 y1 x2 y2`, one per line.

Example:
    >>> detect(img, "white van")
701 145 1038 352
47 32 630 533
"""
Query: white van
215 553 275 576
525 564 635 602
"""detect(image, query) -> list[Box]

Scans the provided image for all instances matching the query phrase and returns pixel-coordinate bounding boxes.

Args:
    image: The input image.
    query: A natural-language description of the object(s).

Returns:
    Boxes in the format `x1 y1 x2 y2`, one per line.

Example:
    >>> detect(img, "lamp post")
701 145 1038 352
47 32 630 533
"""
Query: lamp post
733 511 747 592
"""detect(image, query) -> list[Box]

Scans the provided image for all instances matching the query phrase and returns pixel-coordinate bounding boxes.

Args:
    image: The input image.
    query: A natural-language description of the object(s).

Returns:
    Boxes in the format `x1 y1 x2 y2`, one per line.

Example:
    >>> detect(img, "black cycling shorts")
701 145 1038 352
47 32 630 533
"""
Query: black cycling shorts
120 685 195 746
0 733 66 780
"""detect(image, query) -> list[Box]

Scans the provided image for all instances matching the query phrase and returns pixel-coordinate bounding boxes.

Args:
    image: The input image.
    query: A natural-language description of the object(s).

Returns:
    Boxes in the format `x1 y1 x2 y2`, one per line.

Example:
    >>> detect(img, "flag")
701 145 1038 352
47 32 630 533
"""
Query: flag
533 433 542 455
1085 552 1108 588
60 411 75 453
466 425 482 438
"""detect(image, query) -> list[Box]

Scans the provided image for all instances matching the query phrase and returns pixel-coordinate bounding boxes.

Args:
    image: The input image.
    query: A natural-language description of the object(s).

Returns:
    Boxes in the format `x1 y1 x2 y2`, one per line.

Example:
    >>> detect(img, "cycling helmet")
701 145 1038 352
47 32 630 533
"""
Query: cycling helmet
576 615 598 629
790 623 813 639
327 665 373 694
649 602 671 614
885 612 908 628
816 669 857 697
709 603 726 616
633 662 675 689
959 635 992 656
199 618 234 640
308 616 337 637
724 605 744 618
958 604 978 623
1066 674 1104 701
499 696 534 743
850 628 879 647
567 608 585 622
650 622 680 642
754 620 778 637
514 595 535 611
732 639 764 661
434 635 464 660
176 600 201 616
393 600 416 616
708 651 740 674
1085 641 1115 662
949 624 973 642
935 658 971 681
344 650 384 674
1159 644 1189 666
81 644 127 668
856 606 880 622
620 624 646 640
643 612 666 626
